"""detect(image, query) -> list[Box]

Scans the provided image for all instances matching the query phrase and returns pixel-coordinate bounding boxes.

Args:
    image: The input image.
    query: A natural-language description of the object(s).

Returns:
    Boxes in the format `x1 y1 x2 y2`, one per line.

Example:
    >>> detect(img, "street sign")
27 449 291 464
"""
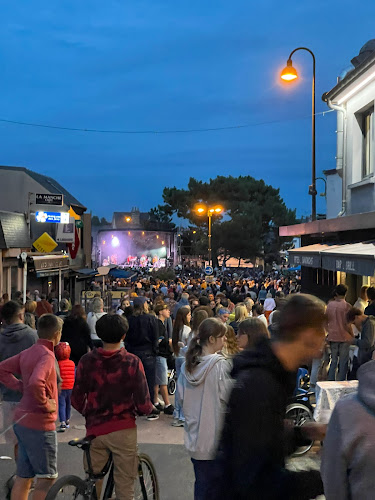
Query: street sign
75 219 83 229
205 265 213 275
56 217 75 243
35 211 69 224
32 232 58 253
35 193 63 206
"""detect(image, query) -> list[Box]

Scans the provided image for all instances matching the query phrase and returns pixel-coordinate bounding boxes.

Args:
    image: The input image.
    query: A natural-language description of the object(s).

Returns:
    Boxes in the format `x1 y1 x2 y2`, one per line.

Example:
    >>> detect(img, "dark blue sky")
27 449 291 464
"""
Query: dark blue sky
1 2 374 219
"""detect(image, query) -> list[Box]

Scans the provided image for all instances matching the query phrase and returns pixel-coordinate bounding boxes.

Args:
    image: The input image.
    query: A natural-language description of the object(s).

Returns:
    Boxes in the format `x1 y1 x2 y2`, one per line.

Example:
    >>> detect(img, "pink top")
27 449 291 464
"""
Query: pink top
326 299 352 343
0 339 58 431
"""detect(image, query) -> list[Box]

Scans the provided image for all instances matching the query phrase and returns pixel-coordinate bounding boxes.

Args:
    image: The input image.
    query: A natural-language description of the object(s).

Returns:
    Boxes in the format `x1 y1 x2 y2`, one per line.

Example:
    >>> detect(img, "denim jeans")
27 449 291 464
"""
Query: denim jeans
58 389 73 423
328 341 350 381
191 459 222 500
174 356 185 421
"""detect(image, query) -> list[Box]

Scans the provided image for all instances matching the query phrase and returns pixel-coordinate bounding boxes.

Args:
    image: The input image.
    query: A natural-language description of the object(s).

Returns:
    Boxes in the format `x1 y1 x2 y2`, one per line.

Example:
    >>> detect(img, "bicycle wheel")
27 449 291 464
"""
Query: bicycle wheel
285 402 314 456
134 454 159 500
168 377 176 395
45 475 87 500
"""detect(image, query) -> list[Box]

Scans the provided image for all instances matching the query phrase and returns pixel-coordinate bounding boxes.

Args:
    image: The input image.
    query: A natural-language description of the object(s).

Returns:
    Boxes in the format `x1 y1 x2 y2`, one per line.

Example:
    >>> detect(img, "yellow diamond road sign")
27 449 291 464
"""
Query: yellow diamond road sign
33 232 58 253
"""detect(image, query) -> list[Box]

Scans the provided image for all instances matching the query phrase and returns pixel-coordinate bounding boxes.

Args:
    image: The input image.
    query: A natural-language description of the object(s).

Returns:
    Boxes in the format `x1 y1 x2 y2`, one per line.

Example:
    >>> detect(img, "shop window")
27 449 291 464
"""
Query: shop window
362 107 374 178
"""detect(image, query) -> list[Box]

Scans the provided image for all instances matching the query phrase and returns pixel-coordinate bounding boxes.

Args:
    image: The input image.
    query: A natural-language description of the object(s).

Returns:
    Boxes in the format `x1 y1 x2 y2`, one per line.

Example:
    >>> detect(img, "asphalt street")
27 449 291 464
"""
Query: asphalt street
0 408 325 500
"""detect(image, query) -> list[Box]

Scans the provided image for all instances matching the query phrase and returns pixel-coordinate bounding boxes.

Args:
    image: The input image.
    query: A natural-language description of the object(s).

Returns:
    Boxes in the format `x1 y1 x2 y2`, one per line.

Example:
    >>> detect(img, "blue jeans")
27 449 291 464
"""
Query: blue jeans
191 459 222 500
174 357 185 421
328 342 350 381
58 389 72 423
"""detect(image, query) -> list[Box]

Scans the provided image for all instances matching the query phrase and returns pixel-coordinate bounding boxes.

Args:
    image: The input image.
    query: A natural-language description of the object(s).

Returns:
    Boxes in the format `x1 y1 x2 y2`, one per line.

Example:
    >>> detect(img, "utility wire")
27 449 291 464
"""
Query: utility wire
0 109 334 135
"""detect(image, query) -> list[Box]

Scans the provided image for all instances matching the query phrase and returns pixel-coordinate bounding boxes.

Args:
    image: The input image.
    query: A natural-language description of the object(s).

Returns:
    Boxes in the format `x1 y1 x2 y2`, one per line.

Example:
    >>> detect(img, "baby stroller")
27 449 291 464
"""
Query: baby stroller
167 355 177 395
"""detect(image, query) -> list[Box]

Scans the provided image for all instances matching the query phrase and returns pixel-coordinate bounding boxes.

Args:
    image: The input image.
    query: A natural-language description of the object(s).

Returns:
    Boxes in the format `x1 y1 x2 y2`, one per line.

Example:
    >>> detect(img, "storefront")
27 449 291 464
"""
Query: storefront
27 253 70 302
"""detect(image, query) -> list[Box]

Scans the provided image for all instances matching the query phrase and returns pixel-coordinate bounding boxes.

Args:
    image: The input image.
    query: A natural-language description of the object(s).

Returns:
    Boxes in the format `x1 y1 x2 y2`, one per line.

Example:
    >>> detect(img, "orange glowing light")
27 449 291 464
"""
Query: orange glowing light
125 216 132 222
214 206 223 213
281 60 298 82
162 240 165 245
156 235 159 239
128 231 131 236
142 231 145 236
102 240 106 245
193 230 197 234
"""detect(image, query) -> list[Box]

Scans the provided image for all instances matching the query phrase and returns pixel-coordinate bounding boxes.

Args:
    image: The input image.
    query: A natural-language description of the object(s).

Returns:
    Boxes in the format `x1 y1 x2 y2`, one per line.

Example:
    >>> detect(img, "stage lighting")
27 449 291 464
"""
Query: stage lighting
112 236 120 247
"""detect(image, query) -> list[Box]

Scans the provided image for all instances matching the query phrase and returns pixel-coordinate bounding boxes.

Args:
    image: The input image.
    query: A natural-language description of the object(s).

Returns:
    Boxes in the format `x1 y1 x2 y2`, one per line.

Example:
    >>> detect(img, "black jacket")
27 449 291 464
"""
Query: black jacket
357 315 375 366
61 317 92 366
126 314 159 356
217 338 323 500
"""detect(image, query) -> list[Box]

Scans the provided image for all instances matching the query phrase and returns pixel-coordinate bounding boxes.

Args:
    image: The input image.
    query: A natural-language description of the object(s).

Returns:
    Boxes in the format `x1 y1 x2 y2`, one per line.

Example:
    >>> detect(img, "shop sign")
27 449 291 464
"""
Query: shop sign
36 211 70 224
33 256 69 271
322 255 375 276
289 253 321 268
35 193 63 206
32 232 58 253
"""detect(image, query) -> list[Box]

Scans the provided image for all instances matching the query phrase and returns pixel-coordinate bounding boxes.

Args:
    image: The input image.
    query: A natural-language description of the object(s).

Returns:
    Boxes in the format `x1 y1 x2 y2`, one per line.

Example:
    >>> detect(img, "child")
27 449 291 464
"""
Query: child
55 342 75 432
179 318 233 500
71 313 153 500
0 314 63 500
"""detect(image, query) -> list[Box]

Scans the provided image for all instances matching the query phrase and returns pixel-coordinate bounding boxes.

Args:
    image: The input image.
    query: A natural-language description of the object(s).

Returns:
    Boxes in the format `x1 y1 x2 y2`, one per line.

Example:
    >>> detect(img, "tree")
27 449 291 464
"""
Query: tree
153 175 296 264
144 205 175 231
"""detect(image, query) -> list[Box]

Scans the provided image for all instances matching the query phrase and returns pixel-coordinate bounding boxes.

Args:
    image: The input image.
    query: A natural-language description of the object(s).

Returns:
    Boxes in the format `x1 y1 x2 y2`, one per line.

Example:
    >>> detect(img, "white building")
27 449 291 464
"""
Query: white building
323 39 375 217
280 40 375 302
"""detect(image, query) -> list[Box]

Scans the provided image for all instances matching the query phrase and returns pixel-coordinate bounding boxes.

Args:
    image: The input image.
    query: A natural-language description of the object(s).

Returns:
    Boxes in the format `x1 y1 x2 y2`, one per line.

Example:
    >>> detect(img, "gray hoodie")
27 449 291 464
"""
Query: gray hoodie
180 353 233 460
321 360 375 499
0 323 38 401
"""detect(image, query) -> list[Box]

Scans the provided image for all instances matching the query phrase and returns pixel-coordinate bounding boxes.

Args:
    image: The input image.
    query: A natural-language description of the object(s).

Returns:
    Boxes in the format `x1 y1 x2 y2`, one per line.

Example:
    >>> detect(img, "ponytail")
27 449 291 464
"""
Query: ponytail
185 317 226 374
185 337 203 373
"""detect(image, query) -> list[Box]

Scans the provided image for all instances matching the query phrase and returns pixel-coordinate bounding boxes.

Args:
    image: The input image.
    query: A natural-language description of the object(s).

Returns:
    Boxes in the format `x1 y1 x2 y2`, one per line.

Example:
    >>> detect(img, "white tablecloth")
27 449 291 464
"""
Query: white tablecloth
314 380 359 423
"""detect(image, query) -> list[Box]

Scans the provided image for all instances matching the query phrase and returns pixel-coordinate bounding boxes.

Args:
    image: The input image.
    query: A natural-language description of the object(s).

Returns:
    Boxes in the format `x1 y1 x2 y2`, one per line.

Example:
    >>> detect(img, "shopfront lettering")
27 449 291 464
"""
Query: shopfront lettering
345 261 356 272
336 259 342 270
302 256 314 266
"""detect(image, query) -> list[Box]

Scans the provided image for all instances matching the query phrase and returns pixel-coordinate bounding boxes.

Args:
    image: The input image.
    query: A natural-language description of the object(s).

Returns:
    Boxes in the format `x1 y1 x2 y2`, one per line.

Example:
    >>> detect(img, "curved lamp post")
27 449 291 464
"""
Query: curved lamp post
281 47 317 221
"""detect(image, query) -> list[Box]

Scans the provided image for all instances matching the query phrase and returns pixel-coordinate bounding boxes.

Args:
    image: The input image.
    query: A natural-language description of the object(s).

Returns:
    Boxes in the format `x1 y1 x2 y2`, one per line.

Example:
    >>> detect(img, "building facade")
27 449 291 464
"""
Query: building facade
0 166 91 302
280 40 375 302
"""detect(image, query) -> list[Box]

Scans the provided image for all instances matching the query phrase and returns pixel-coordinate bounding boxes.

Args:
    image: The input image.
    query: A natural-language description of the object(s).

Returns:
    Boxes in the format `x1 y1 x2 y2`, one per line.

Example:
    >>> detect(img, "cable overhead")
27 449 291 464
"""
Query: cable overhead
0 110 334 135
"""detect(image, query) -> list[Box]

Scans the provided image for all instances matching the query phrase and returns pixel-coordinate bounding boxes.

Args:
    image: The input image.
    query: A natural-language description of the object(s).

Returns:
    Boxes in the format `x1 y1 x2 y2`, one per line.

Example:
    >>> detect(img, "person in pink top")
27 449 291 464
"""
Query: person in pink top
326 284 353 381
0 314 63 500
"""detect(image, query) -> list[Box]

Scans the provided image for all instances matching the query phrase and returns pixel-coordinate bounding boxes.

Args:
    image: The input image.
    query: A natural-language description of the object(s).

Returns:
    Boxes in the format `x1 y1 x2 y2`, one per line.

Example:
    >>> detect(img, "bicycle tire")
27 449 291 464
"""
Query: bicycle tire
168 377 176 395
285 402 314 456
45 475 87 500
135 453 159 500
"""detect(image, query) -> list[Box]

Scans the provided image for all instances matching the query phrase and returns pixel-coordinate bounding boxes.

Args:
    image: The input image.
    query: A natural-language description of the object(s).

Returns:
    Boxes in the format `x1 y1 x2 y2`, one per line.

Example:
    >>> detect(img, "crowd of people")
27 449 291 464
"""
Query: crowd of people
1 272 375 499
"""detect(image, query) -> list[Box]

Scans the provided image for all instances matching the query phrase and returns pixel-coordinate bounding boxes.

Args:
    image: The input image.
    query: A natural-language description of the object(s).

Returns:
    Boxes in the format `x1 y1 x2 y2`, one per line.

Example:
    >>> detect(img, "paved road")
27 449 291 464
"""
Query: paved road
0 408 324 499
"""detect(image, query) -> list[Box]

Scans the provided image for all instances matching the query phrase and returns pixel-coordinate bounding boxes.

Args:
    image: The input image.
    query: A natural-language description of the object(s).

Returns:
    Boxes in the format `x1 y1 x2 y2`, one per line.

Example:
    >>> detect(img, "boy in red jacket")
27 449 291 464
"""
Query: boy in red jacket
72 314 153 500
55 342 75 432
0 314 63 500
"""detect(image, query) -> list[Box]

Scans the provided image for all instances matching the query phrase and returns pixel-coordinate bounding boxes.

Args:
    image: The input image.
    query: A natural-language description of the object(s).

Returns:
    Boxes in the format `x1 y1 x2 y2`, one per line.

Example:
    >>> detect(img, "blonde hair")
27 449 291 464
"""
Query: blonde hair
223 325 240 357
234 304 248 323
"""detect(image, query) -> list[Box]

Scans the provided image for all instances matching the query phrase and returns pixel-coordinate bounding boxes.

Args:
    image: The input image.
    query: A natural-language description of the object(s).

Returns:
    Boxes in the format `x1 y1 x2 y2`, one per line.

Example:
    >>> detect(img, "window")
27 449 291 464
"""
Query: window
362 107 374 178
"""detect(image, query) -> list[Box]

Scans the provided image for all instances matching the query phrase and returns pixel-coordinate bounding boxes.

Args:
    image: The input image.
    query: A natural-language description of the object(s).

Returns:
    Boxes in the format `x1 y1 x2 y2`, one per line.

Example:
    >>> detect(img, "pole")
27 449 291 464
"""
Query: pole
23 262 27 304
58 269 62 311
208 212 212 267
311 54 316 221
288 47 317 221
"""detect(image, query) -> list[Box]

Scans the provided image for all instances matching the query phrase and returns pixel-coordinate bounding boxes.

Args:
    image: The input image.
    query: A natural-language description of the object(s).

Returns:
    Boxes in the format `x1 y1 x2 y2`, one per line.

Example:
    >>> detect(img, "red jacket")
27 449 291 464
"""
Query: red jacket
36 300 53 318
0 339 58 431
55 342 75 390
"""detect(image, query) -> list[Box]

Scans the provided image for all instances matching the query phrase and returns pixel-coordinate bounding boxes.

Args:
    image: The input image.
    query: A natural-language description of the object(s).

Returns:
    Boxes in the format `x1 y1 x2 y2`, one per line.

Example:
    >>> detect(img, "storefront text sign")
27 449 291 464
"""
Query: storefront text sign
35 193 63 206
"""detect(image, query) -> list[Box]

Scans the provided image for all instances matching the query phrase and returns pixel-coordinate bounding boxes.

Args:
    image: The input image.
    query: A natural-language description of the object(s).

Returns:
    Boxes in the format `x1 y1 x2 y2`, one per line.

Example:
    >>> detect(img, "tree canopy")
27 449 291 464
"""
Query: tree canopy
157 175 296 264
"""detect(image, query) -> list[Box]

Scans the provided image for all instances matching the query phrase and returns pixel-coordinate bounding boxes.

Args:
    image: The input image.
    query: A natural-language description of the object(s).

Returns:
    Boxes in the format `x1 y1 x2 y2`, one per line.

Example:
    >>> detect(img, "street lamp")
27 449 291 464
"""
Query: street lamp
194 204 224 266
125 216 132 223
281 47 317 221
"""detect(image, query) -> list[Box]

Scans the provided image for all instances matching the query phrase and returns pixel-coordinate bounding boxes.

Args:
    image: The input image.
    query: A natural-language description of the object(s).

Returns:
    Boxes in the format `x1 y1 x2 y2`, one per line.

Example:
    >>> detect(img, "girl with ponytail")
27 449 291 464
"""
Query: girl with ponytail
179 318 233 500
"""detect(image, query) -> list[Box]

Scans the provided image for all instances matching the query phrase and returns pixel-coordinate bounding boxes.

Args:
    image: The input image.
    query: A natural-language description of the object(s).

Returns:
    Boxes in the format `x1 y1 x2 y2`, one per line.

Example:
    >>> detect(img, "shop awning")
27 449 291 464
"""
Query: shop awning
321 242 375 276
288 244 339 268
289 242 375 276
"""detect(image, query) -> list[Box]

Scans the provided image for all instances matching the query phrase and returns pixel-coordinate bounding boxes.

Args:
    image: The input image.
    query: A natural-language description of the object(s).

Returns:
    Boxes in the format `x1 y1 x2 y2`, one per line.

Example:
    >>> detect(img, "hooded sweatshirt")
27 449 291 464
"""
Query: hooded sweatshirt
321 360 375 500
71 347 153 437
0 323 38 401
180 353 233 460
217 338 323 500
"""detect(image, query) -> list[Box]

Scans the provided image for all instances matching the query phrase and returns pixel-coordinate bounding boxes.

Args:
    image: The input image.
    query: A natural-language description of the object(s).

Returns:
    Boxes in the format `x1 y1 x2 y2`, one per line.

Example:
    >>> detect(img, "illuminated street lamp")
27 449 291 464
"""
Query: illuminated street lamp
125 216 132 223
280 47 317 221
194 204 224 266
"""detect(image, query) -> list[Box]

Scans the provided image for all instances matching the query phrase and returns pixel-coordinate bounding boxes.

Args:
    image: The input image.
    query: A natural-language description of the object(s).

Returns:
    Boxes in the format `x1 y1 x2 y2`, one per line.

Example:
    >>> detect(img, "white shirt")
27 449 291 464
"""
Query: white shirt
264 298 276 312
87 312 107 340
257 314 268 328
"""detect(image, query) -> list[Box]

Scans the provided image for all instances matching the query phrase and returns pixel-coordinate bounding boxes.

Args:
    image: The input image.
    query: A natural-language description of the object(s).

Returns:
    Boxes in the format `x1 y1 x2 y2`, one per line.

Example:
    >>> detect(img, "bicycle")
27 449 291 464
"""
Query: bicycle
45 436 159 500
